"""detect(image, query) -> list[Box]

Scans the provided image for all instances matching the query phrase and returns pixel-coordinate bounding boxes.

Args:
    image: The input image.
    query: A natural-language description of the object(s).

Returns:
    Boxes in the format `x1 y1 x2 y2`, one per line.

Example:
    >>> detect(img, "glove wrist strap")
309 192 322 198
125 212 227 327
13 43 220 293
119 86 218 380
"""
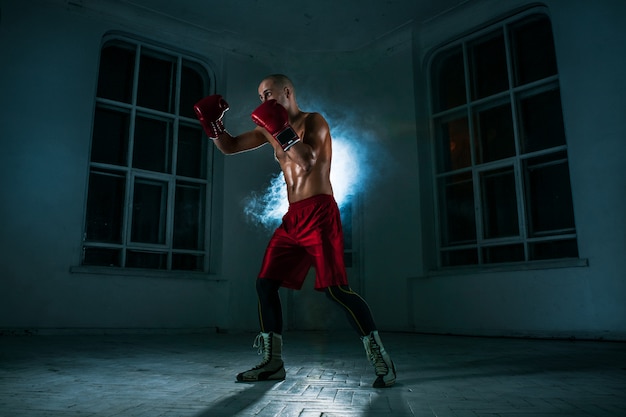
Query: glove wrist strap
275 127 300 151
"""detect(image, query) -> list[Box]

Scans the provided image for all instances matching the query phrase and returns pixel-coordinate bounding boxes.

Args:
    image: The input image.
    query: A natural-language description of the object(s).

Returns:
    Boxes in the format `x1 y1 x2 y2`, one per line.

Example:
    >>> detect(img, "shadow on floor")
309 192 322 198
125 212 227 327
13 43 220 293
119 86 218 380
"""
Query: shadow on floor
194 381 278 417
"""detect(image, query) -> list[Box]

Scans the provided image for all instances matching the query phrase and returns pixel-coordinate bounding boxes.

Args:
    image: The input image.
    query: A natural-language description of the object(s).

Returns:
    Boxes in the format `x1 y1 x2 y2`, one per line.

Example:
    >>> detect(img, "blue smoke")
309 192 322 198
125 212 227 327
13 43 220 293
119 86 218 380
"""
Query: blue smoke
243 132 380 232
243 171 288 231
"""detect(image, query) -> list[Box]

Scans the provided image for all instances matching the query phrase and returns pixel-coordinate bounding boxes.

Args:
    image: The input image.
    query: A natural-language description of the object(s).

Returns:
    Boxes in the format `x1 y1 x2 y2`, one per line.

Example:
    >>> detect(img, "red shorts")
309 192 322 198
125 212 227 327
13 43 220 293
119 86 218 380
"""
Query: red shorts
258 194 348 291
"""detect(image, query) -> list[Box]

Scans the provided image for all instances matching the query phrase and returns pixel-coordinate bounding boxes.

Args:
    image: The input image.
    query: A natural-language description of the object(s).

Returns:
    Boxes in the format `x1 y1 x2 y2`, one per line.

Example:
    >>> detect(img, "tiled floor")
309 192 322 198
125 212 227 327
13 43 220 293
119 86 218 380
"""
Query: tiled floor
0 331 625 416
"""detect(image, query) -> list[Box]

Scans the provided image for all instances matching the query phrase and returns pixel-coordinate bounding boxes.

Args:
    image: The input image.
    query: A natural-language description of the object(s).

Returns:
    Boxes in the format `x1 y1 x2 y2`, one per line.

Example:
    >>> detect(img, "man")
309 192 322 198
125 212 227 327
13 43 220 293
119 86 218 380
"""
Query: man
194 74 396 388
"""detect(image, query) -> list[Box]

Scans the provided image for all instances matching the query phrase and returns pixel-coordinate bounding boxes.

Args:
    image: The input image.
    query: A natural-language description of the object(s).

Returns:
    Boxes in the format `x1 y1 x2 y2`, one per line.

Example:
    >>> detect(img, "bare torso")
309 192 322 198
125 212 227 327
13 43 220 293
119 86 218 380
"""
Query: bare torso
213 78 334 204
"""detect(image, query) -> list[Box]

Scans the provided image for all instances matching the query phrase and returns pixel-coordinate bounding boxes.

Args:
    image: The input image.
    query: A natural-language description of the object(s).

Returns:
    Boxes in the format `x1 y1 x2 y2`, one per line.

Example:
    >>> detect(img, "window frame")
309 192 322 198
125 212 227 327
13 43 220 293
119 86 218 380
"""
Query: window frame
78 33 217 276
426 8 582 271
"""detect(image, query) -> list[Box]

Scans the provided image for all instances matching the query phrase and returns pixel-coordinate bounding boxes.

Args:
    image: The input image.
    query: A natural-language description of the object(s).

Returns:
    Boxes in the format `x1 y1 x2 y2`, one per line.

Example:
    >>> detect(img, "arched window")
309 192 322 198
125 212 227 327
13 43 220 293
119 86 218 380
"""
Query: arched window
428 11 578 267
82 35 214 272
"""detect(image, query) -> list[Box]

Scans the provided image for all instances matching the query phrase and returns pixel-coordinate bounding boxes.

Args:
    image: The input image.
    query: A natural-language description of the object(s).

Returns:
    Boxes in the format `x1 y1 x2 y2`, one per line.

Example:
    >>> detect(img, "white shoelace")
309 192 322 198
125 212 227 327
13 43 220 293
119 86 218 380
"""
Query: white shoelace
253 334 263 354
252 333 271 366
365 339 388 375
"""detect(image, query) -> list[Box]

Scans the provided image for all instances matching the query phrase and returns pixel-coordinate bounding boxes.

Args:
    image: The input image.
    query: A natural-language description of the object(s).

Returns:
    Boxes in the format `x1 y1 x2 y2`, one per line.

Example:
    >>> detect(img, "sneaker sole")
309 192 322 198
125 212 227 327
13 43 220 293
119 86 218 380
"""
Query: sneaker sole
236 367 286 382
372 362 397 388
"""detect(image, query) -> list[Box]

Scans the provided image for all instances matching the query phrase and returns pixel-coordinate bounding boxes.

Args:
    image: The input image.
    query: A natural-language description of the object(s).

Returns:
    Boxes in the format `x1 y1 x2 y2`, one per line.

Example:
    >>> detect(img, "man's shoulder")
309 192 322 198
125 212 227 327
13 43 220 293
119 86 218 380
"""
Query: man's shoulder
304 111 329 126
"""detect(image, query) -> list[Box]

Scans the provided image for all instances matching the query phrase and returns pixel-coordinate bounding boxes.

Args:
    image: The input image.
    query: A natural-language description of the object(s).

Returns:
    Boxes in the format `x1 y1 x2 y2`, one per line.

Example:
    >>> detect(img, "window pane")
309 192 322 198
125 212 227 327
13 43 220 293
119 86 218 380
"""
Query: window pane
439 173 476 245
518 88 566 154
430 13 576 267
474 102 515 163
481 167 519 239
341 199 354 268
431 47 466 111
97 43 135 103
469 30 508 99
137 50 176 113
173 181 205 250
482 244 524 263
511 15 557 86
131 179 168 244
524 153 575 236
85 169 126 243
133 115 173 173
172 253 204 271
529 239 578 261
442 248 478 267
343 252 353 268
126 250 167 269
91 107 130 166
340 199 353 251
83 247 121 267
87 38 213 271
436 116 471 172
177 124 206 178
180 61 206 118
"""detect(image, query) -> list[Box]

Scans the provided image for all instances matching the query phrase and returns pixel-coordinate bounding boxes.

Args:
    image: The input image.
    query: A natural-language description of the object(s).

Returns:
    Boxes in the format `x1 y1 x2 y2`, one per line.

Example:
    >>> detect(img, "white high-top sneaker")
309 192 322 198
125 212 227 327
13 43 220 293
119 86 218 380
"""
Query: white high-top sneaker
362 331 396 388
236 332 286 382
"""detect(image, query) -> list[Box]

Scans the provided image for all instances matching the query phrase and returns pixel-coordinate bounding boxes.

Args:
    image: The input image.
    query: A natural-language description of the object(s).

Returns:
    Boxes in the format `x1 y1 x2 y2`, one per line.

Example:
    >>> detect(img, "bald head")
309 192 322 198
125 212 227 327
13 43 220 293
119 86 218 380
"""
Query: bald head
262 74 295 92
261 74 296 101
258 74 299 111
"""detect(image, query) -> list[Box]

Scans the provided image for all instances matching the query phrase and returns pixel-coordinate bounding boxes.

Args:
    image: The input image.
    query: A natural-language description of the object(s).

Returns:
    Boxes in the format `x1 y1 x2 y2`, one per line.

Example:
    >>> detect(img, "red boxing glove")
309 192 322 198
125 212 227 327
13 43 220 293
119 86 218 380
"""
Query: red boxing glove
251 100 300 151
193 95 229 139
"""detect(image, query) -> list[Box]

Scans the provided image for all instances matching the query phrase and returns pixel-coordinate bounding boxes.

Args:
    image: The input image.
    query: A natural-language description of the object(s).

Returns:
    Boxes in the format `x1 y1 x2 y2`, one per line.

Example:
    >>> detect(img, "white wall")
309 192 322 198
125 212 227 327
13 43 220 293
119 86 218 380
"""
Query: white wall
1 0 624 340
0 0 270 333
408 0 626 340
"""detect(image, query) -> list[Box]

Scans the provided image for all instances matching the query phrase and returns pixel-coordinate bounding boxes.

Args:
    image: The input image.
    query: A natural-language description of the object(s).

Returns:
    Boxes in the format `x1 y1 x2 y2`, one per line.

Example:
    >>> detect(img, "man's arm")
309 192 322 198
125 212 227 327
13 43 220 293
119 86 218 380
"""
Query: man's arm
282 113 329 172
213 129 268 155
252 101 329 172
194 94 268 155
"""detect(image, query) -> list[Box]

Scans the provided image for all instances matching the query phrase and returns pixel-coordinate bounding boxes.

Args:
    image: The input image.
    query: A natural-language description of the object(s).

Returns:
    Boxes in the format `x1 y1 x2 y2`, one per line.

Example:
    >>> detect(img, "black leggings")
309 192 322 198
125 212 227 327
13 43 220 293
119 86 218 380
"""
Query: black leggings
256 279 376 336
256 278 283 334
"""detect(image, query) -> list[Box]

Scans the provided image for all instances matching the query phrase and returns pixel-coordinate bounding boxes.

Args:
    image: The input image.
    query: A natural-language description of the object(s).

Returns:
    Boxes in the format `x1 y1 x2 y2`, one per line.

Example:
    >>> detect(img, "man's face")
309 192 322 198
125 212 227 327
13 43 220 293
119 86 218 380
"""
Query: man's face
258 79 288 107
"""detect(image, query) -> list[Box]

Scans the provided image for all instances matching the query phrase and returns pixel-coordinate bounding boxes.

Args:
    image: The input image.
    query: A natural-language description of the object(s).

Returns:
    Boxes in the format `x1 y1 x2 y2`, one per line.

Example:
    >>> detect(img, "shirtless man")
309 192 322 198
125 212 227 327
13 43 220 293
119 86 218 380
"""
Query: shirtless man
194 74 396 388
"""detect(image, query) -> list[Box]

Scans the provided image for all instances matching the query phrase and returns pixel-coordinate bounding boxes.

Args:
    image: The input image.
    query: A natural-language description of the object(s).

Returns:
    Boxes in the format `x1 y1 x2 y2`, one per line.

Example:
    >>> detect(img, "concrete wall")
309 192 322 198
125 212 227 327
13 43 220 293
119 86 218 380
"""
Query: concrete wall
1 0 624 340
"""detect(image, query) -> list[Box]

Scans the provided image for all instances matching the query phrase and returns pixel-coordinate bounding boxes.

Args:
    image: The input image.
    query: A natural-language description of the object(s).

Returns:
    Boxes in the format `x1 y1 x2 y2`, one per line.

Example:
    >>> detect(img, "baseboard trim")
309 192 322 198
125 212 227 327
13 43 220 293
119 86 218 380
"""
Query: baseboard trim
0 327 221 336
